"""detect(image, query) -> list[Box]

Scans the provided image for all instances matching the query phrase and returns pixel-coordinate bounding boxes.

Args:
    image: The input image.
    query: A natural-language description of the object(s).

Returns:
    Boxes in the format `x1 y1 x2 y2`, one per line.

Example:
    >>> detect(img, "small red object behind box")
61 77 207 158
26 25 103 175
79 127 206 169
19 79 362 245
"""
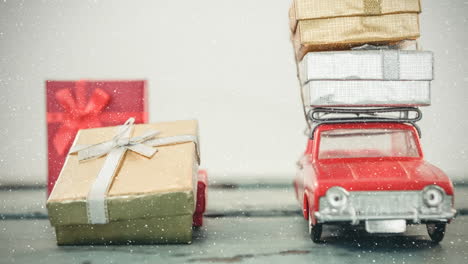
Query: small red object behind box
46 80 148 195
193 169 208 227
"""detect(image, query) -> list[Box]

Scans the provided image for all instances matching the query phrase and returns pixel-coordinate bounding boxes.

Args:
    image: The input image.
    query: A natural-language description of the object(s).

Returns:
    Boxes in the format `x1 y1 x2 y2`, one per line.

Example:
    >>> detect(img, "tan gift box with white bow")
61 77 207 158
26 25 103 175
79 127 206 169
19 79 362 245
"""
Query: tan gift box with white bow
47 119 200 245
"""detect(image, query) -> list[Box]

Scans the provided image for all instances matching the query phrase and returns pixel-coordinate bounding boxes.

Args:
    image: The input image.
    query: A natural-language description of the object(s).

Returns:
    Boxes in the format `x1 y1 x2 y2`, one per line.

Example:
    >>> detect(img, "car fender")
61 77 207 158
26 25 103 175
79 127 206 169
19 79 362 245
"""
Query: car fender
303 190 319 225
303 193 309 220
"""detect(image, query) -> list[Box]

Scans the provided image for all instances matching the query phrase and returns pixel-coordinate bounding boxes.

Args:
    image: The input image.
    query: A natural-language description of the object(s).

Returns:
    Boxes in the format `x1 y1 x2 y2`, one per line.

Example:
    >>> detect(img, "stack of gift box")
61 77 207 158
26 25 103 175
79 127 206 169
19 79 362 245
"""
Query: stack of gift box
45 80 207 245
289 0 432 127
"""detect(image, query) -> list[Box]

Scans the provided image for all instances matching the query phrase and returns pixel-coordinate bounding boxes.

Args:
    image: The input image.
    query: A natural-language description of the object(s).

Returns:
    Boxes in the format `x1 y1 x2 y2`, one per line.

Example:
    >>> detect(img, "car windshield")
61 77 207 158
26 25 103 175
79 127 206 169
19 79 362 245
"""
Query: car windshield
318 128 420 159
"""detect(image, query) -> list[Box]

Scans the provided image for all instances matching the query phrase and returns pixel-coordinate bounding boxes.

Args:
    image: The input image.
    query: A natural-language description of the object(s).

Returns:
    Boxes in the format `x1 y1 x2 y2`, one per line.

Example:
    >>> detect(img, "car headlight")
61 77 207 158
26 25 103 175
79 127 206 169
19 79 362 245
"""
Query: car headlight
423 185 445 207
326 187 349 209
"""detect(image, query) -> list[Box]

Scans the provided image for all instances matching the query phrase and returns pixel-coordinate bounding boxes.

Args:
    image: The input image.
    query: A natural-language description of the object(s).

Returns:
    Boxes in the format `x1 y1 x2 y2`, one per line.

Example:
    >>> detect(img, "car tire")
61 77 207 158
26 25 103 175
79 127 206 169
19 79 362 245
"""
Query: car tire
309 217 322 243
427 223 446 243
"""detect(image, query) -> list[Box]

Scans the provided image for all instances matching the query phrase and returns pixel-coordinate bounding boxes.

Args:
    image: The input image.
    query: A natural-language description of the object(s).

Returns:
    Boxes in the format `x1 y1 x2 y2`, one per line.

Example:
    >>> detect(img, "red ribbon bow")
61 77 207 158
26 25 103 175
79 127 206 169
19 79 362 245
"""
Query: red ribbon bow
47 81 111 155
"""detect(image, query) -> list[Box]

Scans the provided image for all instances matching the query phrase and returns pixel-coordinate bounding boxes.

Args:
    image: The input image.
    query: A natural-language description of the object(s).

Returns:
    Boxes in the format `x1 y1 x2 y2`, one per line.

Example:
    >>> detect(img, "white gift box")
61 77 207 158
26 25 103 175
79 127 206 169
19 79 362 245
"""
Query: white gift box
299 50 433 107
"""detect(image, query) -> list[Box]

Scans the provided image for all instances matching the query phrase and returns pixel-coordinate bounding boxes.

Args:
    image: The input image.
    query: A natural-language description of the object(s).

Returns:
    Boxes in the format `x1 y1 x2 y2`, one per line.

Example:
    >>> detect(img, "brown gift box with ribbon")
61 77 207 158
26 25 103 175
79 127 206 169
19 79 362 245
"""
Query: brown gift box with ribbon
289 0 421 60
46 119 200 245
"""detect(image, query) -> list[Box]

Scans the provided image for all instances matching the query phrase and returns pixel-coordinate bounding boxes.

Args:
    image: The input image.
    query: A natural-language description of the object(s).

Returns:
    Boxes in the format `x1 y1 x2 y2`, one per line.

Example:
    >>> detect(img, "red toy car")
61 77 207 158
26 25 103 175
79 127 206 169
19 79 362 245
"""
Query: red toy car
294 120 456 243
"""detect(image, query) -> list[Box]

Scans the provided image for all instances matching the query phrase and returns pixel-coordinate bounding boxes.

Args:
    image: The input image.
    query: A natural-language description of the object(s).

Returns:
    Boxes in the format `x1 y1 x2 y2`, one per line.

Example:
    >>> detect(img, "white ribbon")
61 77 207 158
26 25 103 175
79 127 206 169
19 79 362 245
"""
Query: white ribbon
382 50 400 80
69 118 199 224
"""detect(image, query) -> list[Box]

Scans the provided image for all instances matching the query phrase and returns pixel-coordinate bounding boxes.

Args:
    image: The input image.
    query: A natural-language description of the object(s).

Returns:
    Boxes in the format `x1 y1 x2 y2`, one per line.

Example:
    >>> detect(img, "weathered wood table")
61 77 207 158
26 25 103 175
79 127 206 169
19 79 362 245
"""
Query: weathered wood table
1 182 468 264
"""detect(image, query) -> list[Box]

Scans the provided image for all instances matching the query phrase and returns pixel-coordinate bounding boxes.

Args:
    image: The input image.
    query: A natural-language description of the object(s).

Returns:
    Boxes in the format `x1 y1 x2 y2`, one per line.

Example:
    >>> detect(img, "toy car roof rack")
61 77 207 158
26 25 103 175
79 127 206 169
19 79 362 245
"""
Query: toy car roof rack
306 107 422 139
309 107 422 123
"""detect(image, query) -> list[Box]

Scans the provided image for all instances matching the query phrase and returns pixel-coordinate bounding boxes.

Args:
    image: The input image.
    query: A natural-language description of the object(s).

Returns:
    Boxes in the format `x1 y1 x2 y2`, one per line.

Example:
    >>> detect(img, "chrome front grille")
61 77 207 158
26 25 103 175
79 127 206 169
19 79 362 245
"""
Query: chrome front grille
349 191 420 217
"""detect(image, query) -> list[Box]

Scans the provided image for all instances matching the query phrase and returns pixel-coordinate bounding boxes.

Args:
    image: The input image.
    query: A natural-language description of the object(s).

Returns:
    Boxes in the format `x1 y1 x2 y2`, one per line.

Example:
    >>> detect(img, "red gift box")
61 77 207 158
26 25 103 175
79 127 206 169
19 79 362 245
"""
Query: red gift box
193 169 208 227
46 80 148 195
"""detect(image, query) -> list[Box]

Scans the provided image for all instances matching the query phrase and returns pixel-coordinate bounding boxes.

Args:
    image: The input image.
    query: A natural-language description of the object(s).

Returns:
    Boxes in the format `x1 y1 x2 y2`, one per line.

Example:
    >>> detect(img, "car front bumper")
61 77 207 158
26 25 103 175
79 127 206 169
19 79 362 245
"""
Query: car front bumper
314 191 456 225
315 209 457 224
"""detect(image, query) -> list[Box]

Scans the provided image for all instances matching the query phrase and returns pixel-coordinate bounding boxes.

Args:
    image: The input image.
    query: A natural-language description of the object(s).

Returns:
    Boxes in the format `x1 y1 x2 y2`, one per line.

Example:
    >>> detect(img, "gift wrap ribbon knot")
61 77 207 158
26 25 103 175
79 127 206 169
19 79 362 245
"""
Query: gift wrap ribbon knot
48 81 112 155
69 118 199 224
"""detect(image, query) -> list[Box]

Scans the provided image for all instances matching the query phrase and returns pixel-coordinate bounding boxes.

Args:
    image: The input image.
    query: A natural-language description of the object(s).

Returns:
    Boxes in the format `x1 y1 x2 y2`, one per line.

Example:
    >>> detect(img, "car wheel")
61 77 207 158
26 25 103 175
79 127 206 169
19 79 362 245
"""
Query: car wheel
309 216 322 243
427 223 446 243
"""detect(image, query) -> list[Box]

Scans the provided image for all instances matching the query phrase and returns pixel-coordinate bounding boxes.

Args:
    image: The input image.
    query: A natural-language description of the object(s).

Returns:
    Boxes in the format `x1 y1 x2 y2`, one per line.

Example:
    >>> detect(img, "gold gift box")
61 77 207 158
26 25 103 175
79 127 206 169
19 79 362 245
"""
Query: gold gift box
289 0 421 60
47 120 200 245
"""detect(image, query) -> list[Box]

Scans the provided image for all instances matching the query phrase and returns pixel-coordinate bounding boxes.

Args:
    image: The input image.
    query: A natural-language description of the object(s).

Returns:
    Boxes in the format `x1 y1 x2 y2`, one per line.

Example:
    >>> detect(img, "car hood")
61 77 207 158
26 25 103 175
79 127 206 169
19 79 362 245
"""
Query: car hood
314 159 453 195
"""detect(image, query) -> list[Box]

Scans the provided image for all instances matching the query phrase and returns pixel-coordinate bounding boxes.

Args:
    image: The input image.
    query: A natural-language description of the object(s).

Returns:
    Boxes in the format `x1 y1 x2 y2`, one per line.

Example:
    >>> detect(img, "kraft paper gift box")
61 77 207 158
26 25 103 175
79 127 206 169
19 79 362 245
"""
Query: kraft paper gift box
299 50 433 107
46 80 148 195
46 119 200 245
289 0 421 60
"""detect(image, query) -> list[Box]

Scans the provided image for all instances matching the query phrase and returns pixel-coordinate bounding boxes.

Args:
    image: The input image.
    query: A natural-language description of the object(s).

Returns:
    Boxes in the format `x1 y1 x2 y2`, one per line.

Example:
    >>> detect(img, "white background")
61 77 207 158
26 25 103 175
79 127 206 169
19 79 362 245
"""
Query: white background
0 0 467 185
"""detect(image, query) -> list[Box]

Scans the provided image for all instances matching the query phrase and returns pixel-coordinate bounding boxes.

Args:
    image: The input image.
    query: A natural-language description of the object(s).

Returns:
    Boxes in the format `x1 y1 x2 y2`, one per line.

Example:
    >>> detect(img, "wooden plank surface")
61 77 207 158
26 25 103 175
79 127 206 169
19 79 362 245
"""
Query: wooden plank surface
1 185 468 263
1 217 468 264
